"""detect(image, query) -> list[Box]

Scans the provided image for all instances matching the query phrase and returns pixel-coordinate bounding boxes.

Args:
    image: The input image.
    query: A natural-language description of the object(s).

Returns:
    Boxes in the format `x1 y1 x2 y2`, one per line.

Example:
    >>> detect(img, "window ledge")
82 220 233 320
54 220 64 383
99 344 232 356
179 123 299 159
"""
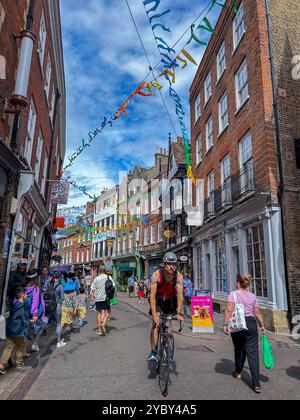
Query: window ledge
219 205 233 215
232 31 246 56
216 69 226 86
204 96 212 109
237 190 256 204
205 145 214 156
195 160 202 170
218 124 229 139
235 96 250 117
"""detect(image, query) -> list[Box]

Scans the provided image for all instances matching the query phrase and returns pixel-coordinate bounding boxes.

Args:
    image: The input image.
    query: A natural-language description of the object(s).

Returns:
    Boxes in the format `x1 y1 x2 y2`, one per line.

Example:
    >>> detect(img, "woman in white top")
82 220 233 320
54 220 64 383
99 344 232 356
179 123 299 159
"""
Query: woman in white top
224 274 266 394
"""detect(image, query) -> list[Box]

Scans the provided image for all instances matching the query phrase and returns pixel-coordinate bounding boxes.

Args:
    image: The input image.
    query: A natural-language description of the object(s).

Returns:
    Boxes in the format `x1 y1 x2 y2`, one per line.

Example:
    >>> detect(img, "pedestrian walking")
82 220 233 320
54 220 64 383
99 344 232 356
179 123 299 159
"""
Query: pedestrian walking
39 267 51 295
61 273 78 333
7 259 28 300
0 288 29 374
183 276 193 317
90 266 115 336
24 271 47 353
127 275 135 298
45 272 66 348
84 273 93 297
224 273 267 394
76 287 87 327
138 280 145 304
134 278 139 297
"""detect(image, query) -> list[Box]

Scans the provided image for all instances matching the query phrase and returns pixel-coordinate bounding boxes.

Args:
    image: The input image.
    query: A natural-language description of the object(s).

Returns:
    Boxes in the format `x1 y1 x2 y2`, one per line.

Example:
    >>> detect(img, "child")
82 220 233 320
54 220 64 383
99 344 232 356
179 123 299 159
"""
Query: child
0 288 29 374
138 280 145 304
76 287 87 327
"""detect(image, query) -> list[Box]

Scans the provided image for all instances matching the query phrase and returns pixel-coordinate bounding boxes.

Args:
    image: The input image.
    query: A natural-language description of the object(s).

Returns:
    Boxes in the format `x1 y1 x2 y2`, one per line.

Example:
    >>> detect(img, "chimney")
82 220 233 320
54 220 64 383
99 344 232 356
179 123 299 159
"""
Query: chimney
155 146 167 168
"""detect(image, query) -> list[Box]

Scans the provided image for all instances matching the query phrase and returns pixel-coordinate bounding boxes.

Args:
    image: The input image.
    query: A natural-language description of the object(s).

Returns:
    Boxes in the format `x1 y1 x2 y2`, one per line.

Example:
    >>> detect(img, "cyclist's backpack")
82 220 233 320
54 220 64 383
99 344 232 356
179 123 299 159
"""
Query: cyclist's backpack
44 283 60 313
105 277 115 301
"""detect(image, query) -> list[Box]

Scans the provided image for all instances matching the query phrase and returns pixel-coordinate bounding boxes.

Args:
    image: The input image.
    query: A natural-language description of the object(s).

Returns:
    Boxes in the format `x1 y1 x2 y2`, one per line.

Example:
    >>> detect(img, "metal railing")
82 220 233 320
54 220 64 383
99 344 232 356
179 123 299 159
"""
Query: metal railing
204 163 255 221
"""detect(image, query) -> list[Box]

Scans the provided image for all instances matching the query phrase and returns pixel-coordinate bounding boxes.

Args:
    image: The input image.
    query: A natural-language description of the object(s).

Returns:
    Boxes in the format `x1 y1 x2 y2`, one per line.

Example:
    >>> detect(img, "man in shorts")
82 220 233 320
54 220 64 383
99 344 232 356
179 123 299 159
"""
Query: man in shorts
127 275 135 298
90 266 115 336
148 252 184 362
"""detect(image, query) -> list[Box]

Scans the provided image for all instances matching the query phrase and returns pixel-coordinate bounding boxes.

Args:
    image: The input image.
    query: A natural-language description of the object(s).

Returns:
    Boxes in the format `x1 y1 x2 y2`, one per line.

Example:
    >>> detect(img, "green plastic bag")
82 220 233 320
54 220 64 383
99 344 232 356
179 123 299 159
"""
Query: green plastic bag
110 296 118 306
261 335 274 370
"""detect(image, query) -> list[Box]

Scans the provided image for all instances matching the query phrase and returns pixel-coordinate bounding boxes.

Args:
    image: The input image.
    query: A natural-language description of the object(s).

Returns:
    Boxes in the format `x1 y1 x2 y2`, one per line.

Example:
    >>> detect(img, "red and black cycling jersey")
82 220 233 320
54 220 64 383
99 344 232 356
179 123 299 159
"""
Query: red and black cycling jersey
156 268 178 301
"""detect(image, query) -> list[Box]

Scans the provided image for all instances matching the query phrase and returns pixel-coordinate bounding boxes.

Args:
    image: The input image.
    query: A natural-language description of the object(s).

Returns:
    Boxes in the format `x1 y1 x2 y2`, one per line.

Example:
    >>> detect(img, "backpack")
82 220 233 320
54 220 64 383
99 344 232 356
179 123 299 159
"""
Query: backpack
44 283 60 314
25 287 44 319
105 276 115 301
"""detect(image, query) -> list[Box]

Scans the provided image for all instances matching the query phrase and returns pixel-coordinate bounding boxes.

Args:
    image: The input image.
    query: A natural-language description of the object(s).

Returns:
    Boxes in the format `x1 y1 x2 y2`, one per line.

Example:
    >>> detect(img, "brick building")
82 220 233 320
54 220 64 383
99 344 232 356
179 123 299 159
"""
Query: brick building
189 0 298 332
162 137 193 277
0 0 66 317
92 187 118 278
142 148 168 279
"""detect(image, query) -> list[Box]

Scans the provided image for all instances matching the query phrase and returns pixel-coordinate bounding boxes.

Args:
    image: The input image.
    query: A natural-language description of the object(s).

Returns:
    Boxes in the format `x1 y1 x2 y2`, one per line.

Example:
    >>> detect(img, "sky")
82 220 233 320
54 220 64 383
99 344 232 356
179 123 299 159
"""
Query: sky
60 0 221 208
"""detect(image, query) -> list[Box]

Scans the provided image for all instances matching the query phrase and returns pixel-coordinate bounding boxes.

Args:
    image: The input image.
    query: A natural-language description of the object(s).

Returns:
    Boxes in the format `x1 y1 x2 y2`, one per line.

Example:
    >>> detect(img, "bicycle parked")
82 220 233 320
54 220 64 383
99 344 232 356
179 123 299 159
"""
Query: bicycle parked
155 314 183 397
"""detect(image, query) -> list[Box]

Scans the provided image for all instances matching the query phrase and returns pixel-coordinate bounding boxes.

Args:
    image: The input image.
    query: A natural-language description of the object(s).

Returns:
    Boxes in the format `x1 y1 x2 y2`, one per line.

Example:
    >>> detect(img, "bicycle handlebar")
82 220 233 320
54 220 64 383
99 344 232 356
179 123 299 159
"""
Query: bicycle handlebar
158 314 184 332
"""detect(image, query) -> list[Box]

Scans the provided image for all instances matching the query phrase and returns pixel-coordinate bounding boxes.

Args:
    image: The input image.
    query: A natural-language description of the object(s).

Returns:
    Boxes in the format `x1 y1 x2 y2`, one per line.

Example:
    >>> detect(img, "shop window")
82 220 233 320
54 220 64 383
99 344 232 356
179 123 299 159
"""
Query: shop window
215 237 228 292
246 224 267 298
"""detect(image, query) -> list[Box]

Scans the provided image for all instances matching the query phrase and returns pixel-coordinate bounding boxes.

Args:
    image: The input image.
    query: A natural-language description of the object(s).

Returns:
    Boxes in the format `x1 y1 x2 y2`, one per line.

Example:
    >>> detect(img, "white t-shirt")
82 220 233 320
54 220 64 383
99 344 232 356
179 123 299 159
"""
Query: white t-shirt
91 274 115 302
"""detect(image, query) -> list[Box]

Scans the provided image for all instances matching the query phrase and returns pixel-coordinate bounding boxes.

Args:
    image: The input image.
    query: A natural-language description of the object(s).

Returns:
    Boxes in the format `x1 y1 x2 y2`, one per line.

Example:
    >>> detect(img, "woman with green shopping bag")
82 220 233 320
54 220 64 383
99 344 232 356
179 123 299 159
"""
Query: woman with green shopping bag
224 274 267 394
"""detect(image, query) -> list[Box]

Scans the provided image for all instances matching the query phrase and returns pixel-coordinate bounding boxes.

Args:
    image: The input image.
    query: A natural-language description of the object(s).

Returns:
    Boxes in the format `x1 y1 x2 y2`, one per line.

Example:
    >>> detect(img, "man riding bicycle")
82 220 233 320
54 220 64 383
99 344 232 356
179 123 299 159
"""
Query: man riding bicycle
148 252 184 362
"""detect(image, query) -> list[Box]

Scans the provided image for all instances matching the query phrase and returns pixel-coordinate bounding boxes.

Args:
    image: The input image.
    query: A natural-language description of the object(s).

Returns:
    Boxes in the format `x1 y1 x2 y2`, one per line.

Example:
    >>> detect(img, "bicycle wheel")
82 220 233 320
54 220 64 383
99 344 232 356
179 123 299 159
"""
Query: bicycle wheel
159 339 171 397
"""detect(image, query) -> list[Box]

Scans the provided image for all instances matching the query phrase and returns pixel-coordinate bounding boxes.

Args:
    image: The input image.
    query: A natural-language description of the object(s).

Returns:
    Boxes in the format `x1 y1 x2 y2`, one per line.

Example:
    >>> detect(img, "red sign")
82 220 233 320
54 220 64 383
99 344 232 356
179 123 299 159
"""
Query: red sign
54 218 65 229
50 182 70 205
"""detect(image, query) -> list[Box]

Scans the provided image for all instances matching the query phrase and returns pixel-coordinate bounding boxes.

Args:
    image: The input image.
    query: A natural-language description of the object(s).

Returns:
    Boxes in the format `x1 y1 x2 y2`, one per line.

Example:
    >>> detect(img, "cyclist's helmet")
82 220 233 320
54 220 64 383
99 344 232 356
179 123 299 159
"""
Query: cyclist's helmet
163 252 178 264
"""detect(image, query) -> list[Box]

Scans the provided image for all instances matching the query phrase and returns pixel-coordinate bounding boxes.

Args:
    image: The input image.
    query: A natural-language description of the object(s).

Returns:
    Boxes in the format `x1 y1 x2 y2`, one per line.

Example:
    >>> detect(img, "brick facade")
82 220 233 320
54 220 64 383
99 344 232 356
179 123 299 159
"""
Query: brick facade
269 0 300 317
0 0 66 311
188 0 298 332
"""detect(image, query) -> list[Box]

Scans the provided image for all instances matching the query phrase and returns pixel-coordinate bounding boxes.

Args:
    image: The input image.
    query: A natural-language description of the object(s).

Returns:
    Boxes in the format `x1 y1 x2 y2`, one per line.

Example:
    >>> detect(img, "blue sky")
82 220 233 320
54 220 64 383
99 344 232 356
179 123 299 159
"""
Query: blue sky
60 0 221 207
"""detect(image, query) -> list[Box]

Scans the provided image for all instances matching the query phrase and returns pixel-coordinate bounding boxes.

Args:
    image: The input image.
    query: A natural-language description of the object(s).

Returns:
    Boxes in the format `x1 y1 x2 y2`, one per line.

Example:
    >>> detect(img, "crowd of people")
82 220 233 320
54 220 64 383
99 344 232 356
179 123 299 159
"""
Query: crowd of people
0 261 115 376
1 255 268 394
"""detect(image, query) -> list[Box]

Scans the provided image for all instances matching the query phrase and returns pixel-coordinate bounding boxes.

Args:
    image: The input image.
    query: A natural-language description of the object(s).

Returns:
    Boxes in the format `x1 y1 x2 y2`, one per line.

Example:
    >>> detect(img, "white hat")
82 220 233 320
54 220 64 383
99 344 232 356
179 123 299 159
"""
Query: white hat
20 259 28 265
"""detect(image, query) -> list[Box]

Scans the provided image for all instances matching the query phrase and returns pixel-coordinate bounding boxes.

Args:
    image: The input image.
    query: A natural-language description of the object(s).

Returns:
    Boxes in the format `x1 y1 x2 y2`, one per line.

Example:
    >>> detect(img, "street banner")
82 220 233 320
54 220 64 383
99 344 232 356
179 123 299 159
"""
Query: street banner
50 181 70 204
192 291 214 334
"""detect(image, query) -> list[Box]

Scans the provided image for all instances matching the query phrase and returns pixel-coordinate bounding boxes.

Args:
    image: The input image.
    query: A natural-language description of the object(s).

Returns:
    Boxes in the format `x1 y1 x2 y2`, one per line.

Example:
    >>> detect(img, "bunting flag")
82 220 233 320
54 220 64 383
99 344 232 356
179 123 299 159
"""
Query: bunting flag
64 82 157 171
176 49 198 69
63 0 239 199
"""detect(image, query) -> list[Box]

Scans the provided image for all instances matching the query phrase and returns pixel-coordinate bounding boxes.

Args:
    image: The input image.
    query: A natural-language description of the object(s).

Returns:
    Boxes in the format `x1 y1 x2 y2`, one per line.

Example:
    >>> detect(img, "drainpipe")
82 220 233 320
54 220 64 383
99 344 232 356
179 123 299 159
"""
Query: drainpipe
1 0 36 318
10 0 36 150
265 0 292 323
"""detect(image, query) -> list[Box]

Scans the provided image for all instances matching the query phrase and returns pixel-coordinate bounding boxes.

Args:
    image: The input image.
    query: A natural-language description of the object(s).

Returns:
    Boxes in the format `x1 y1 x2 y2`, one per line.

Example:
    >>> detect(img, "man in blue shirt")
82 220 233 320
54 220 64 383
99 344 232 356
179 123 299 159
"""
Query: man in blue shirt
183 276 193 317
127 275 135 298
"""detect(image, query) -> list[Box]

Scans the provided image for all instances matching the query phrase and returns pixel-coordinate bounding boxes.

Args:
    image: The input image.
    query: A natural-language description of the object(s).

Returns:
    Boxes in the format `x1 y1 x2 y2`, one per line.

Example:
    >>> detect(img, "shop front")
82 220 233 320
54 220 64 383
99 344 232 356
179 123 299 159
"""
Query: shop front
11 197 45 267
113 259 137 286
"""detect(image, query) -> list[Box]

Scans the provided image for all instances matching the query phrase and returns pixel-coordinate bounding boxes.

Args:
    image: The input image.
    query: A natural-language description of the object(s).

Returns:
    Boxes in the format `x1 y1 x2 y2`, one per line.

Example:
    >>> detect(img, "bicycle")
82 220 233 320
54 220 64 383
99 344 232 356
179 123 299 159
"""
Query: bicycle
155 314 183 397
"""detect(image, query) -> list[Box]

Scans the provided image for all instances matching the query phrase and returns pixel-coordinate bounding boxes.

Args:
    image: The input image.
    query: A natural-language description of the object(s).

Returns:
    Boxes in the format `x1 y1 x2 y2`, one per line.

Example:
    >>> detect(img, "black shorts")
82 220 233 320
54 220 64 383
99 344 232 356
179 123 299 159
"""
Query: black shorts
149 296 177 317
128 286 134 293
96 301 110 311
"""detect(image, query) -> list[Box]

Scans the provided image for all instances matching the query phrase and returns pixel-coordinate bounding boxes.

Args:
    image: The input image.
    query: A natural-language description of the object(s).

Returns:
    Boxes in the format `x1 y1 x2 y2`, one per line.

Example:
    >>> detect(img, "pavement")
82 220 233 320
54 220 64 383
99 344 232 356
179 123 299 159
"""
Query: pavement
0 294 299 400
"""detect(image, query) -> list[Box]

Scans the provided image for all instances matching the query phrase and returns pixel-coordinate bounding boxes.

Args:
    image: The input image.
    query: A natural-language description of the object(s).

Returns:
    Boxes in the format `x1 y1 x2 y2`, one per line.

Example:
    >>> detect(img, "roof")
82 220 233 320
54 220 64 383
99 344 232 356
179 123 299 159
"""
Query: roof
170 140 186 166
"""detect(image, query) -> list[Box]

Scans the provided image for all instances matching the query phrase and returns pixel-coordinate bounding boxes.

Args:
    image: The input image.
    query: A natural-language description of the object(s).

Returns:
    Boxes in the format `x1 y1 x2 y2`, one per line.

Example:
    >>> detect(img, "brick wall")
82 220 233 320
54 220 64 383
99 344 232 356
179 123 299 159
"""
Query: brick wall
190 0 279 201
269 0 300 316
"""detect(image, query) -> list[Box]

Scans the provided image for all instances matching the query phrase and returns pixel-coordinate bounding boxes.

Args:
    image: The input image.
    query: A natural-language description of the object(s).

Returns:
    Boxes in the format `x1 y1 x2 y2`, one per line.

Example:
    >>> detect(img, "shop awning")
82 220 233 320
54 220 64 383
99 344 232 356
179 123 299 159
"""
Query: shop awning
117 263 136 272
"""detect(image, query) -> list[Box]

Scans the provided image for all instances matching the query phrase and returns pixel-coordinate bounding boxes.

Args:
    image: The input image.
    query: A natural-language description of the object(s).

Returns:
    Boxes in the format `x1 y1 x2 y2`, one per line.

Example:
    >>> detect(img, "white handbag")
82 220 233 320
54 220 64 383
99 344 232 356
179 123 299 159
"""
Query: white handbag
228 292 248 334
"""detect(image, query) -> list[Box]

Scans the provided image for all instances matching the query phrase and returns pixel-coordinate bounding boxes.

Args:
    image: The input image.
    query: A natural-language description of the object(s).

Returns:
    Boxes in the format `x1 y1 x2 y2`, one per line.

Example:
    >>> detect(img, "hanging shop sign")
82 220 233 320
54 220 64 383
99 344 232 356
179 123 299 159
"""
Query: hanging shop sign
50 181 70 205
